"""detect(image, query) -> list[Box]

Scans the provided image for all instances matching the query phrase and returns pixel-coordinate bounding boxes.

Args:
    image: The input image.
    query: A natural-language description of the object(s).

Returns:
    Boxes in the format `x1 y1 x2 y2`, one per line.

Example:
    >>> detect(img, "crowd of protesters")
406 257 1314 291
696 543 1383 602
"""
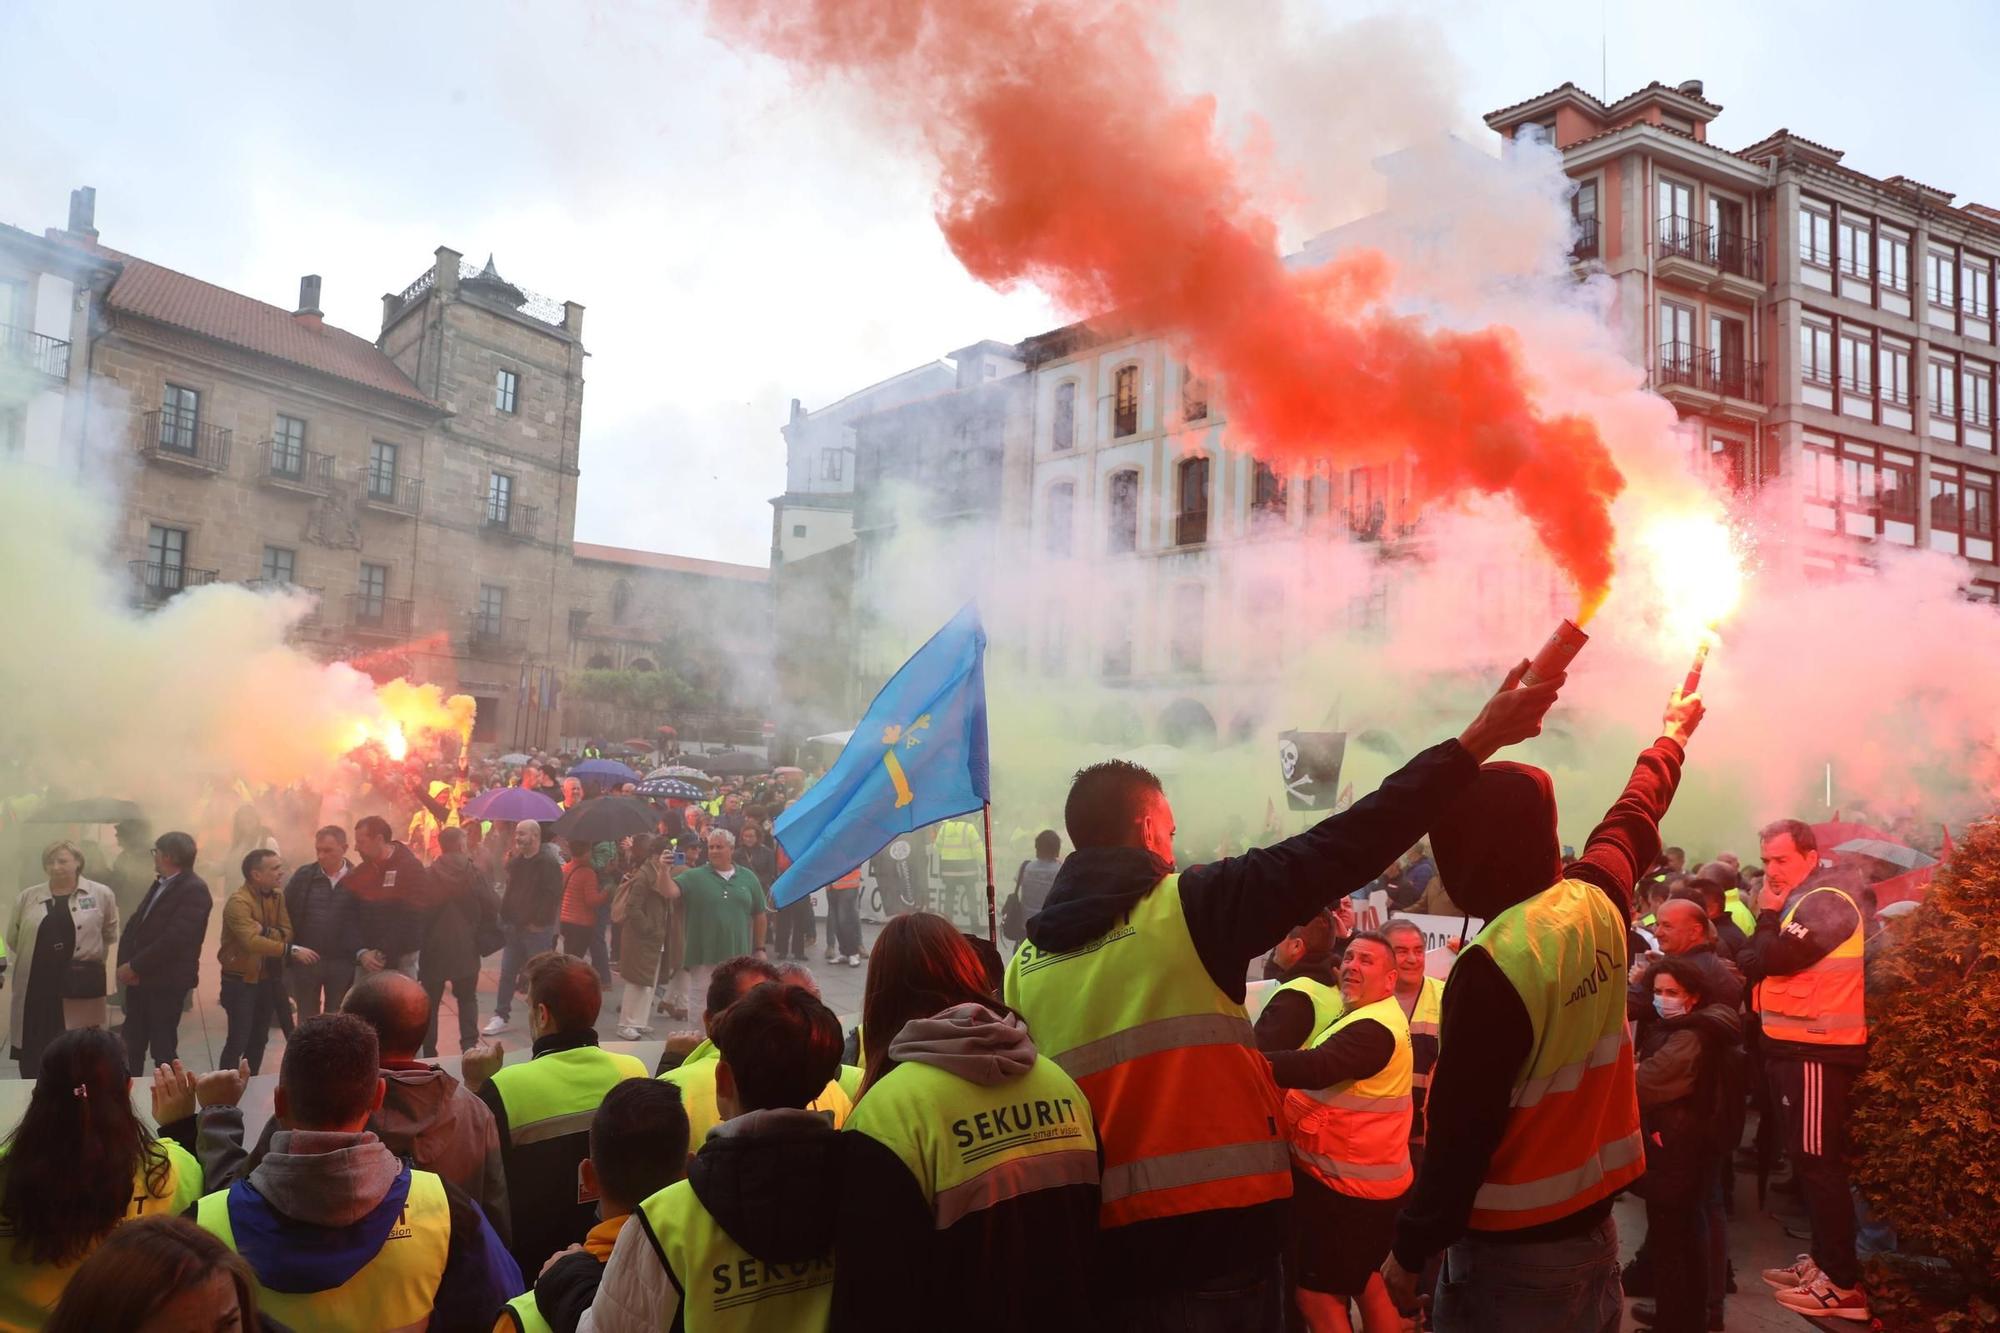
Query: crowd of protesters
0 687 1946 1330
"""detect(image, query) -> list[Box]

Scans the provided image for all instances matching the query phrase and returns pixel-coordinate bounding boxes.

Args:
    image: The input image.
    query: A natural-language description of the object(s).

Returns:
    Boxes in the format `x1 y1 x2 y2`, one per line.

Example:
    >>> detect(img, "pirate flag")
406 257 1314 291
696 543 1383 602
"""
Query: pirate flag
1278 730 1346 811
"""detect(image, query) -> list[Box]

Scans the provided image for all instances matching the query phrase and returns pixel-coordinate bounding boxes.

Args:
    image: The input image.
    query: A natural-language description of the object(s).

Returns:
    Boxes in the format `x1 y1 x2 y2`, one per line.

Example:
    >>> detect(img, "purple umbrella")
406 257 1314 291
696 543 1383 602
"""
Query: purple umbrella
462 787 563 823
569 758 643 783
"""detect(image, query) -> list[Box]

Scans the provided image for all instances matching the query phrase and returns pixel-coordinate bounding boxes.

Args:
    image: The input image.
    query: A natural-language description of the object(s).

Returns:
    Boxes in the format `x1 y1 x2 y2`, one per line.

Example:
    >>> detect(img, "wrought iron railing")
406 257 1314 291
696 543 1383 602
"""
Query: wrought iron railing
345 594 414 636
357 467 423 515
484 501 541 540
1571 216 1600 262
1174 509 1208 546
0 324 69 379
261 442 336 493
467 612 529 652
130 561 217 603
138 409 231 471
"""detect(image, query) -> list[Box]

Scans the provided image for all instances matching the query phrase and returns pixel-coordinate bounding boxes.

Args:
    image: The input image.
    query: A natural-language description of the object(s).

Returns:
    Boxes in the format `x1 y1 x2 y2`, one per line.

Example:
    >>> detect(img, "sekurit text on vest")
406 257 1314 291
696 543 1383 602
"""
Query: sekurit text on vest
1015 924 1136 975
952 1097 1086 1158
709 1255 834 1308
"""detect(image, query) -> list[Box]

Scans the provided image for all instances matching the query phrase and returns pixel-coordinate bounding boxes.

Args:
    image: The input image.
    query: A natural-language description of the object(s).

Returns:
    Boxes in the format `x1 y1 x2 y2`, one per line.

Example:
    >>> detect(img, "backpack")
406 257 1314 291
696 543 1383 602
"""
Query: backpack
1000 861 1028 942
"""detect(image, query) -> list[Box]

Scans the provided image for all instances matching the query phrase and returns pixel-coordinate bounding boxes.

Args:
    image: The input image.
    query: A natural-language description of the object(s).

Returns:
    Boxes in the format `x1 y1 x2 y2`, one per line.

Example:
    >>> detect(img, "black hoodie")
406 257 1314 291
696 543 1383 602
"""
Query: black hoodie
1021 737 1481 1289
1391 737 1684 1271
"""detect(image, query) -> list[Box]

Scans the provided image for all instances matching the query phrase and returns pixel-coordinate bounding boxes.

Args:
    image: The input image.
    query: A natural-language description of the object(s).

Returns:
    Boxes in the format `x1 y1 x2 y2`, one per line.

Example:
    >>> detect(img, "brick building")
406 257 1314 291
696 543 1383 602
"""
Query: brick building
1486 79 2000 596
8 188 766 751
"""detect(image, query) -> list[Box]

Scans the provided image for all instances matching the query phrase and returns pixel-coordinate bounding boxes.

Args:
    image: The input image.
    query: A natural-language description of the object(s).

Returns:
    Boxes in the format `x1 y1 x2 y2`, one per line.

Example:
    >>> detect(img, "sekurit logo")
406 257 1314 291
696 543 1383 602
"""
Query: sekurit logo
1563 949 1616 1008
710 1256 834 1310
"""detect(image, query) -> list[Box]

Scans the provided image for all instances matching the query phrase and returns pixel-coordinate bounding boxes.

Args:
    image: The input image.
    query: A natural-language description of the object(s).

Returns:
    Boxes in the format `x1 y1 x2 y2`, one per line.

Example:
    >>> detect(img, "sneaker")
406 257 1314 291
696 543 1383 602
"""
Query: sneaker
614 1026 645 1041
846 953 862 968
1774 1273 1868 1321
1761 1254 1819 1290
823 947 836 961
481 1015 509 1037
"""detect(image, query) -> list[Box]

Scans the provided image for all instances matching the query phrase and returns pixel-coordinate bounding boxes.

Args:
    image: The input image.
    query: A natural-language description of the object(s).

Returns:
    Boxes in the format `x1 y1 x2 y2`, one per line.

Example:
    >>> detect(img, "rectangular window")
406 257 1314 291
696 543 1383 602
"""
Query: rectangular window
1929 250 1957 308
1572 180 1600 258
1348 465 1391 538
160 384 200 452
367 441 399 498
1837 217 1872 280
272 415 306 474
1800 321 1834 385
487 471 513 525
1966 364 1995 428
1053 380 1076 449
495 369 518 413
1251 461 1287 516
791 523 806 538
1931 360 1959 419
471 698 499 745
1882 340 1912 406
1964 260 1993 318
1182 369 1208 423
1932 463 1997 561
1113 364 1139 437
1879 230 1911 291
1171 584 1205 672
1659 301 1697 377
1838 329 1874 397
1107 470 1139 553
1573 180 1598 222
146 524 187 591
1175 456 1209 545
1046 482 1075 557
477 583 506 635
259 546 295 584
1798 204 1833 267
819 448 844 482
1657 178 1695 250
358 562 388 619
1710 314 1748 393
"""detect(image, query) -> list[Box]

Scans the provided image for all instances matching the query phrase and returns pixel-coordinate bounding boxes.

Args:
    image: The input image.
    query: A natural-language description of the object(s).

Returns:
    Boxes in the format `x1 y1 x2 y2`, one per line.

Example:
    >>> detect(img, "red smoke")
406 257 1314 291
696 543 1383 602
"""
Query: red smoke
711 0 1626 606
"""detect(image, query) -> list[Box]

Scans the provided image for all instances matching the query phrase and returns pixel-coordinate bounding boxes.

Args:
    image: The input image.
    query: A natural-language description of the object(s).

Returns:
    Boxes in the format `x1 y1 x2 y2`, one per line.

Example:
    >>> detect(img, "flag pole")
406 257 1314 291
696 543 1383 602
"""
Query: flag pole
982 803 997 943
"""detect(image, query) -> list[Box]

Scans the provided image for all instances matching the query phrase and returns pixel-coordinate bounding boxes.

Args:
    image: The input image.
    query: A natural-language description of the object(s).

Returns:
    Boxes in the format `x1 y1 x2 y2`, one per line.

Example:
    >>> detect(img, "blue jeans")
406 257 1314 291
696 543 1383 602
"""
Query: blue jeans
493 925 555 1020
1097 1254 1282 1333
1433 1217 1621 1333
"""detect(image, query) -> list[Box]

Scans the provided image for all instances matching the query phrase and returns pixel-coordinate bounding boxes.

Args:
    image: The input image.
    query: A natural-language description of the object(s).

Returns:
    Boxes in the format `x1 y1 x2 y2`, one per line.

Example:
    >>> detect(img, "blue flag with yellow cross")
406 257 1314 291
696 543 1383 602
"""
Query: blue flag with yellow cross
768 603 990 908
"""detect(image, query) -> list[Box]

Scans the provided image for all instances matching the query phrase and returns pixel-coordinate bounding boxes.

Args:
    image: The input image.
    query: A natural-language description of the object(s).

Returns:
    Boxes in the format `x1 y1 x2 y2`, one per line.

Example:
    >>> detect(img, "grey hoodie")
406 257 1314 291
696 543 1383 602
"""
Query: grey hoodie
250 1128 403 1227
884 1003 1037 1085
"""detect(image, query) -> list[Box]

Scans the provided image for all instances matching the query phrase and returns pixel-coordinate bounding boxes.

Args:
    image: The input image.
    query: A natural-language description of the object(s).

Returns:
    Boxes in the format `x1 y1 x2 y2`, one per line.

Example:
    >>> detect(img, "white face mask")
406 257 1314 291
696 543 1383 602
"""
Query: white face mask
1653 994 1688 1020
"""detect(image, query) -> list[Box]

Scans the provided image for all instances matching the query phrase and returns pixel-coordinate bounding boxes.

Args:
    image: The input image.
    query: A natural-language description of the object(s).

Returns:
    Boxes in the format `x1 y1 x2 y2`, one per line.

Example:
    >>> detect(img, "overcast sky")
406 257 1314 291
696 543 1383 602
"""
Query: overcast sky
8 0 1996 565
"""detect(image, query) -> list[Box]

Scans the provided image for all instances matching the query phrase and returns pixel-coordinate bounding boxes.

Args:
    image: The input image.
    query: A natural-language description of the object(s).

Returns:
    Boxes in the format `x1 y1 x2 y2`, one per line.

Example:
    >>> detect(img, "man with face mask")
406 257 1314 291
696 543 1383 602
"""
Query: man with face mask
1266 932 1413 1333
1383 684 1705 1330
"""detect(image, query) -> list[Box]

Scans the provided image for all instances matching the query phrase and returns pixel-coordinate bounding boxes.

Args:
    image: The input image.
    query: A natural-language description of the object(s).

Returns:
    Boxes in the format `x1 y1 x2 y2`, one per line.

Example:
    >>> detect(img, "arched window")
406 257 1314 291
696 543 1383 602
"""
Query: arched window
630 657 655 672
1113 364 1139 437
1046 481 1075 557
1107 469 1139 553
1171 584 1205 671
586 653 614 669
611 578 632 625
1053 380 1077 450
1176 456 1209 545
1251 461 1287 520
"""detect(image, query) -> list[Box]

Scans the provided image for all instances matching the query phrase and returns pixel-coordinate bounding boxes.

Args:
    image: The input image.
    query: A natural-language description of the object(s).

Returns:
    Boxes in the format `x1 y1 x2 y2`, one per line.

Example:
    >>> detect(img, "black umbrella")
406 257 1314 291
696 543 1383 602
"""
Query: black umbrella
550 797 658 844
30 798 145 824
693 750 765 777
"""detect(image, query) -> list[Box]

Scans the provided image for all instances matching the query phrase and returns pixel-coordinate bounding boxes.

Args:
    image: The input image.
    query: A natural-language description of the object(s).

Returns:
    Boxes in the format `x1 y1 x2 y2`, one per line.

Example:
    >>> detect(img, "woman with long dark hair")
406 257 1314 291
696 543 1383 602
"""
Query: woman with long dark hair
44 1215 263 1333
0 1027 203 1329
834 913 1100 1333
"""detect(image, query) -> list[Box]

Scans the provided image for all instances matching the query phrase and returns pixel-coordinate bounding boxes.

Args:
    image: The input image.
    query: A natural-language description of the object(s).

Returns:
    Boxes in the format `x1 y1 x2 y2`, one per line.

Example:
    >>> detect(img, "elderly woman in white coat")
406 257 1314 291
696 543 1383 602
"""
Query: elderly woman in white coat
7 841 120 1078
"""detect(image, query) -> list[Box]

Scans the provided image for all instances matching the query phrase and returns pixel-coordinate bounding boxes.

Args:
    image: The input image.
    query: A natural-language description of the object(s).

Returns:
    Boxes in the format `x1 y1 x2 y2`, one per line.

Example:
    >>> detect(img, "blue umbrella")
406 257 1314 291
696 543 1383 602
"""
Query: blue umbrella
635 776 710 801
462 787 563 823
569 758 642 783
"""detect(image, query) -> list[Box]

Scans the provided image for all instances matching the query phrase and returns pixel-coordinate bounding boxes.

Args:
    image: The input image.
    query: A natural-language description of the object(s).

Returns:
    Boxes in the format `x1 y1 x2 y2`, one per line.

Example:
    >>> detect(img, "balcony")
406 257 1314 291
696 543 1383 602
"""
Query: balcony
1174 509 1208 547
1655 220 1764 296
1655 344 1765 419
243 580 324 625
466 611 529 655
257 442 336 497
345 594 414 638
356 468 423 517
1711 230 1764 292
137 409 232 474
482 502 541 542
1570 216 1600 263
130 561 217 606
1 323 69 380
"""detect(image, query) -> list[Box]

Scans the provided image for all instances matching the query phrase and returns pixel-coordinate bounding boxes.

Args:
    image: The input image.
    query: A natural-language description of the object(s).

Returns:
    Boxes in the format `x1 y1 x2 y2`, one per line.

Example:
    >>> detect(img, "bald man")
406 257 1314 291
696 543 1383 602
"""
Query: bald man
1630 896 1742 1018
190 971 511 1244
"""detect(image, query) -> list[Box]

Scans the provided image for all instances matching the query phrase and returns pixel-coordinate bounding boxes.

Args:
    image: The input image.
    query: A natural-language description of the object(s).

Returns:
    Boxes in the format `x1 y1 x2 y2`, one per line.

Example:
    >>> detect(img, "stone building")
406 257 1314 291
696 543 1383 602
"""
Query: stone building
0 190 117 473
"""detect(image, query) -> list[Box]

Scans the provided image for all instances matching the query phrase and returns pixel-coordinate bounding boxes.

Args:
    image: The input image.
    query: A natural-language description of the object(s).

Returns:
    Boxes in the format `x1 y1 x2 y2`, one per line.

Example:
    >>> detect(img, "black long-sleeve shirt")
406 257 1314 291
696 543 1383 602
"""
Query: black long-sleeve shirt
1735 862 1867 1066
1391 737 1683 1270
1266 1017 1395 1089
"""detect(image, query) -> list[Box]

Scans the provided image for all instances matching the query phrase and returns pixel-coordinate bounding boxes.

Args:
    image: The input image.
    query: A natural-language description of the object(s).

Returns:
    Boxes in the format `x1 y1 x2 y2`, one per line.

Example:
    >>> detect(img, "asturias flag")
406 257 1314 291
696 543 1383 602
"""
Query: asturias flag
769 603 989 908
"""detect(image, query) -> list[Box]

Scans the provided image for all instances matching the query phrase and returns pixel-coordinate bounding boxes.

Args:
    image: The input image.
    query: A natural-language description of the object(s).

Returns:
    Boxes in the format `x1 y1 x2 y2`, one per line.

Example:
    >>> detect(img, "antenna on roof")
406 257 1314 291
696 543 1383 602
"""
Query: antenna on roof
1600 0 1608 101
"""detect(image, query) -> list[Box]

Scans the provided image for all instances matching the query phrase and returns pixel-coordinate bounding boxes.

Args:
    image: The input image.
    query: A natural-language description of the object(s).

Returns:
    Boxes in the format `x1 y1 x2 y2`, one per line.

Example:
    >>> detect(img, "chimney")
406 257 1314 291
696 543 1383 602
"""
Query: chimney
67 186 98 241
294 274 323 329
1677 79 1705 99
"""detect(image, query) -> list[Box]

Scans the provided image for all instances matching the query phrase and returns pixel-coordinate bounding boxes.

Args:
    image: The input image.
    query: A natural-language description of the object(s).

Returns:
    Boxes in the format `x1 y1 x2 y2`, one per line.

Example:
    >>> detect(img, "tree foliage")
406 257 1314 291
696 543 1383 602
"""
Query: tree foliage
1853 816 2000 1325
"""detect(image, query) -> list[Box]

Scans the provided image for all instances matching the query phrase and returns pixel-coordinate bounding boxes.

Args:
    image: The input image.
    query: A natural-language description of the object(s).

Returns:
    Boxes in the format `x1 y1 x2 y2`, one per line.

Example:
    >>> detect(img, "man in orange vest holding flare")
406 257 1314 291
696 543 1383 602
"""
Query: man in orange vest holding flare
1383 684 1704 1331
1739 818 1870 1323
1007 664 1562 1332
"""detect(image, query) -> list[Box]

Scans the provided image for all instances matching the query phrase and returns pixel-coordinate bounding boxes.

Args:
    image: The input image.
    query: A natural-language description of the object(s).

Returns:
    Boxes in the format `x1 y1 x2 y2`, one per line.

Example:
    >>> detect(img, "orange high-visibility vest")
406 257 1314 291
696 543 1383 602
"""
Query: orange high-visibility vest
1464 879 1644 1231
1755 886 1867 1047
1004 873 1290 1229
1282 993 1413 1199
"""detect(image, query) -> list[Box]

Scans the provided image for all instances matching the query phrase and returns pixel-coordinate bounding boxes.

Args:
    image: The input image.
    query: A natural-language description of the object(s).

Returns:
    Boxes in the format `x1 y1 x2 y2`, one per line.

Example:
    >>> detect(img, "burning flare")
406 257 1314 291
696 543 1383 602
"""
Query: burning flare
1637 510 1747 651
342 680 476 764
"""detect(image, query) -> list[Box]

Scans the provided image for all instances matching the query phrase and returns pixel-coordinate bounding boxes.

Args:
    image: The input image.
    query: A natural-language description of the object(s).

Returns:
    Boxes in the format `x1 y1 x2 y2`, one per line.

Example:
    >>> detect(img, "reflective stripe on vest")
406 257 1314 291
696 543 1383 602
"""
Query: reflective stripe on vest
499 1291 554 1333
936 821 980 864
1272 976 1343 1047
491 1045 650 1142
0 1140 200 1332
1404 975 1444 1147
1004 873 1290 1229
1758 887 1867 1047
640 1179 833 1331
196 1169 450 1333
843 1048 1099 1230
1465 879 1644 1231
664 1049 853 1146
1282 993 1414 1200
